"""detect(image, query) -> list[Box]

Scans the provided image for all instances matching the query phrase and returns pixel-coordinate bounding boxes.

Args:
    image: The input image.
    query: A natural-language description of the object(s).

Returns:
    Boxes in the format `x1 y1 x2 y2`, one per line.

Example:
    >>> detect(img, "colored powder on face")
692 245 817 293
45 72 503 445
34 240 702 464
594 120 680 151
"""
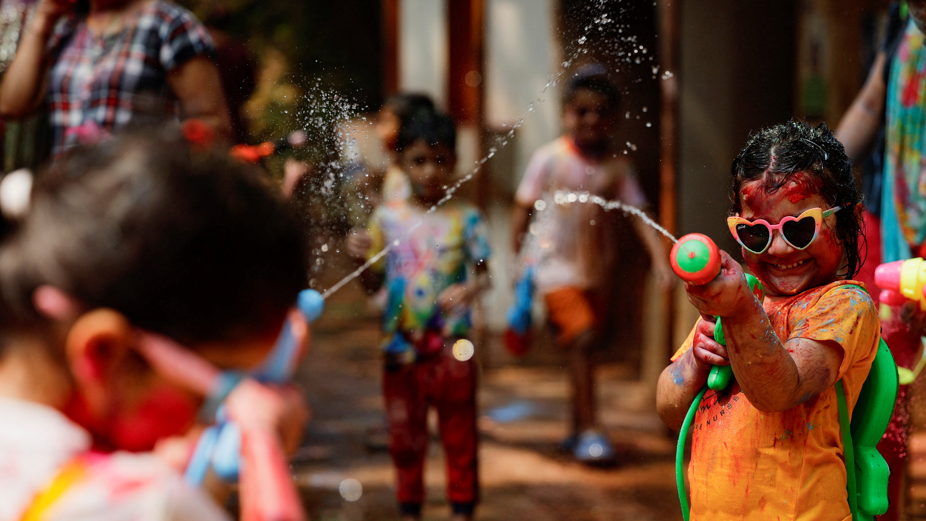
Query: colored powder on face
740 172 825 214
783 173 825 204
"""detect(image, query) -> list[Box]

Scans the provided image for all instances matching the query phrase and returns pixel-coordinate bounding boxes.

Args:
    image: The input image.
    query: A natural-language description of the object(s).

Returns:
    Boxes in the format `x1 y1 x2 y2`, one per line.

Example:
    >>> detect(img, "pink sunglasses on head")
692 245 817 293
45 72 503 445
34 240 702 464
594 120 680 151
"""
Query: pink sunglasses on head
727 206 841 254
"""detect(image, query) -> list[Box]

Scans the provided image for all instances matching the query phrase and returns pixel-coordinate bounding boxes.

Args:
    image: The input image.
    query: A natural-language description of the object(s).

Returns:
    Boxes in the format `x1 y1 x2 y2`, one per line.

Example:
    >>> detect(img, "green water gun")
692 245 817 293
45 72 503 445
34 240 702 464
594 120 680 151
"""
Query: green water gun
669 233 899 521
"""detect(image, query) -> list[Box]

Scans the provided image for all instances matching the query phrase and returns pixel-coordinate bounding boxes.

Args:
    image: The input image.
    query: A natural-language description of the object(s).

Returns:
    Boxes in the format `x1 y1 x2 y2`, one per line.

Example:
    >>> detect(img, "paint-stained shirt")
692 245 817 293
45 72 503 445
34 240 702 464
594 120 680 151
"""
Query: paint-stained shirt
514 136 647 291
671 280 879 521
366 198 491 353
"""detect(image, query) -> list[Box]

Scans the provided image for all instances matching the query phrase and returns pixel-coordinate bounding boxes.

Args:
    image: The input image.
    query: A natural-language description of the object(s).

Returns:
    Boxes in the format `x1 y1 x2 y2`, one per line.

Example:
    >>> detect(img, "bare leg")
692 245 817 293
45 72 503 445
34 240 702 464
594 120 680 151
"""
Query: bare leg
568 329 597 433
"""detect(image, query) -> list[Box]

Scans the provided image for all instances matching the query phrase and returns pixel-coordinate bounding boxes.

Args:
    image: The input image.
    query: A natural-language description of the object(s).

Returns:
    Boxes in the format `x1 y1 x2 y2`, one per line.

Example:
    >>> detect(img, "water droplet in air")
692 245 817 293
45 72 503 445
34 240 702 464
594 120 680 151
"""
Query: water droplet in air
534 200 547 211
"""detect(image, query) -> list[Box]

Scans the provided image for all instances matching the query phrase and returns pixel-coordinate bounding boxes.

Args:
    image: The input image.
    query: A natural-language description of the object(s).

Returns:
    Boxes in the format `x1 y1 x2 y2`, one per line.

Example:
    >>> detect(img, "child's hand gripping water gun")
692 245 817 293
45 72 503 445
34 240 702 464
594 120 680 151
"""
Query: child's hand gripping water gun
669 233 763 391
183 289 325 521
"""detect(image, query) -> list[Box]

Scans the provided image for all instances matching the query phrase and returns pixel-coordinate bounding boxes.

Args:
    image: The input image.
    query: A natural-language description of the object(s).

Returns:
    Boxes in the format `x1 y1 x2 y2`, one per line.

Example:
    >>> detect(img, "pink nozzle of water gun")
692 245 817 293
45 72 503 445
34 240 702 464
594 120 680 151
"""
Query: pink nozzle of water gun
880 289 909 307
874 260 904 292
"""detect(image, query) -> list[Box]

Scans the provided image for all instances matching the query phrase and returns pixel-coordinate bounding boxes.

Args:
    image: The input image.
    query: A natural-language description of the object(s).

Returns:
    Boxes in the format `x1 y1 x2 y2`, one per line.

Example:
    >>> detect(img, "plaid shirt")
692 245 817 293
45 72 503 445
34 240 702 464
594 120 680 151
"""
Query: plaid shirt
47 1 214 158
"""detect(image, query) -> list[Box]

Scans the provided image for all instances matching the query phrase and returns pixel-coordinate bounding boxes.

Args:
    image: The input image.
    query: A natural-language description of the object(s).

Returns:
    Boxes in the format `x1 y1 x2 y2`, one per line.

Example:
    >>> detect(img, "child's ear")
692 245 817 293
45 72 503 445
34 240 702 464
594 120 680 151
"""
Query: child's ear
64 309 134 418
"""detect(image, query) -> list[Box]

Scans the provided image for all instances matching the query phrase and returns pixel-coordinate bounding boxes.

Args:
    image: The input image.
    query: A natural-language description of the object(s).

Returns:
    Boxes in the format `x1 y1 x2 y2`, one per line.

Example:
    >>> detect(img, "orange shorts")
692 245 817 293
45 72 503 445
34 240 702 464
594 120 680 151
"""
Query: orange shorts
543 286 596 345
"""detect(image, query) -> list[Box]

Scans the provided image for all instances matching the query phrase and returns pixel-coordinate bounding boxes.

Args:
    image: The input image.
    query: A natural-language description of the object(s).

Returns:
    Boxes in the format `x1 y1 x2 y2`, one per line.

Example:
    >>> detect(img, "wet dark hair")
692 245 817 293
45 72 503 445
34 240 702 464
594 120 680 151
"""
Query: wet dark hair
395 111 457 154
563 63 621 111
0 125 308 348
730 120 865 278
382 93 436 129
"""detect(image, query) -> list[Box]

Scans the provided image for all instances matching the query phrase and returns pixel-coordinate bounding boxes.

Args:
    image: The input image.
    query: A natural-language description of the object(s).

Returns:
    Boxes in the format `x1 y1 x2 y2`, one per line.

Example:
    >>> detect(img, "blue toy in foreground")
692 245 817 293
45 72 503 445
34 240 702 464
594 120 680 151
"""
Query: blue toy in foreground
184 289 324 485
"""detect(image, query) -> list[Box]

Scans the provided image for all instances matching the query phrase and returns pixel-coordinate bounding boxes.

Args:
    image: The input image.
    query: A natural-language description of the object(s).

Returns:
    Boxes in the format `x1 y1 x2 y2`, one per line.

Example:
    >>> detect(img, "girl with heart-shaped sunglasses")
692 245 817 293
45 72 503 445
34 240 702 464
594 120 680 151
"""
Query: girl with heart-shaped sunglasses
658 121 879 521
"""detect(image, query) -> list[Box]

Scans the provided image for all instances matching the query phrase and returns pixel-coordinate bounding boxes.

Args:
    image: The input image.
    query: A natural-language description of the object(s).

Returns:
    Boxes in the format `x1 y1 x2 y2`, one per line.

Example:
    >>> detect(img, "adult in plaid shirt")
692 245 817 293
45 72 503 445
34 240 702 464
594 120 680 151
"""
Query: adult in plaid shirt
0 0 231 158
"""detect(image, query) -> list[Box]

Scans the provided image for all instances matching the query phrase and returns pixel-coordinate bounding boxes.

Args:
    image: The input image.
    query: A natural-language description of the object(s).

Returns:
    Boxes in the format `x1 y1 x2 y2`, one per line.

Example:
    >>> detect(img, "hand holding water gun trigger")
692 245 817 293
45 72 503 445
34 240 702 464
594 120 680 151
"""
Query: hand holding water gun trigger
182 289 324 521
669 233 766 392
684 250 756 319
671 233 757 333
689 317 729 370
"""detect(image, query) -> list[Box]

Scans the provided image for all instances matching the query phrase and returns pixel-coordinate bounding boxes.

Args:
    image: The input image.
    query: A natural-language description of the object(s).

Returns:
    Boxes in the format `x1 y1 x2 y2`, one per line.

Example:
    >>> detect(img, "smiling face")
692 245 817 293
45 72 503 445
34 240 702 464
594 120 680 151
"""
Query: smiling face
737 174 844 296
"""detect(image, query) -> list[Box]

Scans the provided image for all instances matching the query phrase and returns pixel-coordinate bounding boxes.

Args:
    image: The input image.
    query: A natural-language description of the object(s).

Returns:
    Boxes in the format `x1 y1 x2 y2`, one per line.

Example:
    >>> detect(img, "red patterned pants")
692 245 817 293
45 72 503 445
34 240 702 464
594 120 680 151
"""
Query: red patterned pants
382 338 479 507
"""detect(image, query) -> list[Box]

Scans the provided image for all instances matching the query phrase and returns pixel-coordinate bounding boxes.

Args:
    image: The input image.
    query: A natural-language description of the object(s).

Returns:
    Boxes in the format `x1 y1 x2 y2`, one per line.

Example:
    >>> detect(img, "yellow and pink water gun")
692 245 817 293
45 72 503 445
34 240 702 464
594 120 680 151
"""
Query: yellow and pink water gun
875 257 926 309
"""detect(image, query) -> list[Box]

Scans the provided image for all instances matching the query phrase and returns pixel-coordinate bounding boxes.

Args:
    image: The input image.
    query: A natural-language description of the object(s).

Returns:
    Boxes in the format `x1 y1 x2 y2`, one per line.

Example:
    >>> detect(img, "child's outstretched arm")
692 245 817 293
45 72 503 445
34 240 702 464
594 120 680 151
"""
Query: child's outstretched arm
630 213 674 291
656 318 729 429
685 251 844 413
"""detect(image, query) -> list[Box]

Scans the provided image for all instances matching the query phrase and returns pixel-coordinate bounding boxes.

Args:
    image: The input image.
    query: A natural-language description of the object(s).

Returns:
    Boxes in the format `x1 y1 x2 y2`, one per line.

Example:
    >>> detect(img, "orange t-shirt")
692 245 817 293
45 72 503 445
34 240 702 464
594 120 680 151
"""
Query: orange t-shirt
672 281 879 521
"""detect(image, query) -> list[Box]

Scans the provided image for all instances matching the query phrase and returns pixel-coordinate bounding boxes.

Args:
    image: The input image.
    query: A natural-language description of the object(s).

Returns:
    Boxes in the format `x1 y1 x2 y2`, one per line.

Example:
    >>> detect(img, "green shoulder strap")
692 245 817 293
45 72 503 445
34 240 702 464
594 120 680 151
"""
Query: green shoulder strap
840 284 899 521
836 380 859 519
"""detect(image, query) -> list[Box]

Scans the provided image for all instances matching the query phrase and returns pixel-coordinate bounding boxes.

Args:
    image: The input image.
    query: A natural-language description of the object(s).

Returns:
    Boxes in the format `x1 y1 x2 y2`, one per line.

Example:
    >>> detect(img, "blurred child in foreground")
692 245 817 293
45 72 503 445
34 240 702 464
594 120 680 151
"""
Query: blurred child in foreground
510 64 673 464
0 127 308 519
347 111 490 521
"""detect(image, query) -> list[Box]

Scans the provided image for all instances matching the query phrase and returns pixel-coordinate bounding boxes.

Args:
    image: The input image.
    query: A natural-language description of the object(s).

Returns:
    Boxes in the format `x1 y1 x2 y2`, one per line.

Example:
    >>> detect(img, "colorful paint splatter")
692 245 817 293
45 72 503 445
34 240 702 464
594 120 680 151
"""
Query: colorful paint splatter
366 199 491 356
672 281 879 519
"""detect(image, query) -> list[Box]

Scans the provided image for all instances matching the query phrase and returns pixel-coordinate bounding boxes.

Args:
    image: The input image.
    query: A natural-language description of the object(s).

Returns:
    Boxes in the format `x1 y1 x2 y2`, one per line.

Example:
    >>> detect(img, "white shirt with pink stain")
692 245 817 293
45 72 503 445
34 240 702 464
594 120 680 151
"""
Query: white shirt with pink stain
0 398 229 521
515 136 648 292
